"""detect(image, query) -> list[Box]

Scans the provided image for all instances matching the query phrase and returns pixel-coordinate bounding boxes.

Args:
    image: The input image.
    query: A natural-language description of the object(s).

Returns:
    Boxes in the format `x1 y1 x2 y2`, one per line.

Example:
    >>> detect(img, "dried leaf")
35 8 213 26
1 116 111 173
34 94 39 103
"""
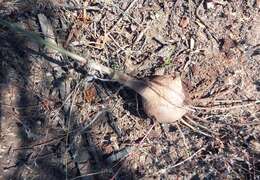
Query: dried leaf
179 16 189 29
78 11 92 23
84 85 96 103
41 99 53 111
64 22 82 48
64 11 91 48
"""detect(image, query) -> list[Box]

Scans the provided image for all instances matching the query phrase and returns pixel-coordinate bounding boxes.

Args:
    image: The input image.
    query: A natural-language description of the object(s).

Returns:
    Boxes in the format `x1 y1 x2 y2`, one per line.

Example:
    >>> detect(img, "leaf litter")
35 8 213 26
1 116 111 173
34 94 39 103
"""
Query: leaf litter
0 0 259 179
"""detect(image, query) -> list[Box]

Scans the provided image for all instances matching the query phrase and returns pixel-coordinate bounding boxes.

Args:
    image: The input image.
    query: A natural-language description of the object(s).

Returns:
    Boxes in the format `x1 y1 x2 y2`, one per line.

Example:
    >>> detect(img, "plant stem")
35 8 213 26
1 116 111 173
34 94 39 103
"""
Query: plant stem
0 18 123 80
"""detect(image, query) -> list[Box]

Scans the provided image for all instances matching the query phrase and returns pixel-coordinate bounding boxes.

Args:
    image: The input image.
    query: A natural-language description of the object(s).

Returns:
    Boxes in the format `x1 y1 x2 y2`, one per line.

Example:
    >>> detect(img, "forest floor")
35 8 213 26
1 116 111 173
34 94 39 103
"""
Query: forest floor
0 0 259 179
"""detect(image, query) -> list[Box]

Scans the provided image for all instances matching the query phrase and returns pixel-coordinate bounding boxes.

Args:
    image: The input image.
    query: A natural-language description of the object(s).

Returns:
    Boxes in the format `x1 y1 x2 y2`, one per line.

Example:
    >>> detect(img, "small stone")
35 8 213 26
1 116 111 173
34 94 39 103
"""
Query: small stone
206 0 215 9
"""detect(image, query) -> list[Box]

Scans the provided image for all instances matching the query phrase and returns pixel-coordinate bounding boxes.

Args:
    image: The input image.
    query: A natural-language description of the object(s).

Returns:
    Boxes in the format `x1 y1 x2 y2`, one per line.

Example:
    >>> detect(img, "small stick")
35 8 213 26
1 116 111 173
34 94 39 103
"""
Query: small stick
108 0 138 33
180 119 196 131
190 100 259 111
180 118 212 137
195 0 218 42
185 115 219 136
158 146 205 174
70 170 109 180
139 123 156 145
0 18 113 75
13 136 65 150
176 123 190 156
110 123 156 179
188 0 192 18
65 83 82 180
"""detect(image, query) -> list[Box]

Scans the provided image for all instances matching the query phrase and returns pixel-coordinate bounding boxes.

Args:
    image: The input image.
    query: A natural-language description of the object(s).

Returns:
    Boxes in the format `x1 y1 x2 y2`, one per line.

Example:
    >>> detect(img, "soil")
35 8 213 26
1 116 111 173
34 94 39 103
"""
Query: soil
0 0 259 179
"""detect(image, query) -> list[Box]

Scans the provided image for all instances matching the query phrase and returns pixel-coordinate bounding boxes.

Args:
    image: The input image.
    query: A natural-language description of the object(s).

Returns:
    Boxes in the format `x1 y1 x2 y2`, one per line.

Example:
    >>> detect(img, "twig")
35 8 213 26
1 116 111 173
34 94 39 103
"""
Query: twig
65 82 81 180
110 166 123 180
108 0 138 33
51 4 101 11
0 18 113 76
70 170 110 180
139 123 156 145
158 146 206 174
188 0 192 18
185 115 219 136
81 108 109 131
50 81 83 123
43 108 110 137
190 100 259 111
13 136 65 150
176 123 190 156
180 118 212 137
109 123 156 179
195 0 218 42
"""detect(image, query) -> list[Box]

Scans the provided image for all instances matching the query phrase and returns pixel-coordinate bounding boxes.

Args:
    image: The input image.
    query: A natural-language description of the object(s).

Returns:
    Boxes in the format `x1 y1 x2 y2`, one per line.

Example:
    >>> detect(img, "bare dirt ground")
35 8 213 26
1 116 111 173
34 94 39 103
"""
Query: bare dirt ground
0 0 259 179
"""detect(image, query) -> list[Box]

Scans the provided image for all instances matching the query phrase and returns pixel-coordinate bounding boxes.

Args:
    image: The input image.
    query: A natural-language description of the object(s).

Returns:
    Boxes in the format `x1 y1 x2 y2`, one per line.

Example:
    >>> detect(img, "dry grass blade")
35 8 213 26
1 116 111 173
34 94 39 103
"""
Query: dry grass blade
0 19 190 123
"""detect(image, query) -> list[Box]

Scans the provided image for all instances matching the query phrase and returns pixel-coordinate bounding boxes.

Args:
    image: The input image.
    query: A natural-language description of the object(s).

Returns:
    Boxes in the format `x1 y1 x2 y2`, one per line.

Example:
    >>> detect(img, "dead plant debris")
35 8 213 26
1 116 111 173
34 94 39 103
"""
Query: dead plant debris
0 0 259 179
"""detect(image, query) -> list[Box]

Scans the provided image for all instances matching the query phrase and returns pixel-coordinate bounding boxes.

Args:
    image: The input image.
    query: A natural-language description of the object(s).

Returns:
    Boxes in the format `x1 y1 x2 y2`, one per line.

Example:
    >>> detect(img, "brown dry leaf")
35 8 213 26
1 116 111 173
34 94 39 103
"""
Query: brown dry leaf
78 11 92 23
84 85 97 103
64 11 91 48
179 16 190 29
41 99 53 111
64 22 82 48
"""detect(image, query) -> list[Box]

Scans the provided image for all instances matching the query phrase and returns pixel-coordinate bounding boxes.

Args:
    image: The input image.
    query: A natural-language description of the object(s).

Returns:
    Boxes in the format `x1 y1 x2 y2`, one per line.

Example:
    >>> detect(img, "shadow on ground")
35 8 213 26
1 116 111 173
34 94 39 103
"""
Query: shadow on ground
0 3 137 179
